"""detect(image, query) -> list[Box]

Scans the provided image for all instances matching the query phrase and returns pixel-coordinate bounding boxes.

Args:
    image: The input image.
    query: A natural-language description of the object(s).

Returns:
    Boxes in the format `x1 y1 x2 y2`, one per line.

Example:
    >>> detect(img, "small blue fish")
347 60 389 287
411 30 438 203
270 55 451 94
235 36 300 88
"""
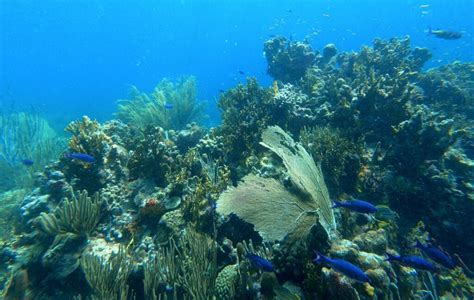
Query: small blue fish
414 239 456 269
164 102 173 110
21 159 34 166
65 153 96 164
385 252 437 272
313 252 370 282
246 253 274 272
332 199 377 214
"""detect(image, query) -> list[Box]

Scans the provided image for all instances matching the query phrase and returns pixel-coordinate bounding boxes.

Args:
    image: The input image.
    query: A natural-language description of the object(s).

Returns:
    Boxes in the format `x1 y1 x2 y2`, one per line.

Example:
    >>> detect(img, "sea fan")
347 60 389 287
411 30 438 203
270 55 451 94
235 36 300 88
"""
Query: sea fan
217 126 337 243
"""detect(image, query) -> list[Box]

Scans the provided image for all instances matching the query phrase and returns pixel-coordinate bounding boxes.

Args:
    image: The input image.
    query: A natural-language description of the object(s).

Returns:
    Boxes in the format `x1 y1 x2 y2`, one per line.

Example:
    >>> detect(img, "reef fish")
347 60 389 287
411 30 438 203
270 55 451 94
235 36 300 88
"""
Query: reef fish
385 253 437 272
163 102 173 110
414 239 456 269
332 200 377 214
65 153 96 164
21 159 34 166
313 252 370 282
246 253 274 272
429 27 462 40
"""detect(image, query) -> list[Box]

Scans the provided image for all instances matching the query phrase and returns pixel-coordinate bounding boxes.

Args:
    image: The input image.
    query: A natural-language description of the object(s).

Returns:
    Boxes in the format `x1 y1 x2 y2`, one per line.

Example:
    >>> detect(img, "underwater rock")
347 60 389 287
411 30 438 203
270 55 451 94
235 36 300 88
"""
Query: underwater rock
329 239 360 262
20 193 49 224
319 267 361 299
175 123 205 153
353 229 388 255
164 196 181 210
41 233 87 279
320 43 337 65
157 209 186 241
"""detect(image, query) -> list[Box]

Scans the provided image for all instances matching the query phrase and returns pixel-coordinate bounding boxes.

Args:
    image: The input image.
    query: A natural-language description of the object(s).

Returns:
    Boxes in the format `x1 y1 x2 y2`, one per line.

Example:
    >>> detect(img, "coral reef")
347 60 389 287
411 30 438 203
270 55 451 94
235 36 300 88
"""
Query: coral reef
264 36 316 83
1 35 473 299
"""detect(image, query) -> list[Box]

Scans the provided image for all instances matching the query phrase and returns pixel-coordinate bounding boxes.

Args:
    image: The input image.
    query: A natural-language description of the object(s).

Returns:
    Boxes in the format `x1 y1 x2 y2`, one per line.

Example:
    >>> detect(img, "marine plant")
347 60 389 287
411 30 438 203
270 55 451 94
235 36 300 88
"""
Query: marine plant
0 111 65 191
81 247 132 300
35 190 102 236
217 126 336 243
143 229 217 299
116 76 206 130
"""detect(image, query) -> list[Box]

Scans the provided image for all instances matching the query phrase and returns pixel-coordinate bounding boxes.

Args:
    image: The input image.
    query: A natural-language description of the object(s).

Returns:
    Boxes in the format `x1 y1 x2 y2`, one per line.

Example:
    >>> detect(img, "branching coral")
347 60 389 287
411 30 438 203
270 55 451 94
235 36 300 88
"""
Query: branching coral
143 229 217 299
63 116 114 192
65 116 112 165
217 78 275 166
81 247 132 300
117 76 206 130
300 126 364 195
416 62 474 117
127 125 178 186
35 190 102 236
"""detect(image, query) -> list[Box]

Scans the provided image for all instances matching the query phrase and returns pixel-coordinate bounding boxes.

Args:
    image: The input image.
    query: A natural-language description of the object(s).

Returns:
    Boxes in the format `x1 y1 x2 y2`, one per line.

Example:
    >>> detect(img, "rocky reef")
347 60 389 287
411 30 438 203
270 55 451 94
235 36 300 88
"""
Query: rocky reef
1 36 473 299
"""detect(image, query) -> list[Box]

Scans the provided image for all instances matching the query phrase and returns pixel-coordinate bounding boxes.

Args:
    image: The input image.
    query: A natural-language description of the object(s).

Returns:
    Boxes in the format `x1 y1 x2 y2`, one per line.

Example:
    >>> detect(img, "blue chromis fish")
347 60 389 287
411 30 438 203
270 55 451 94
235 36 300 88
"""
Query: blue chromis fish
65 153 96 164
21 159 34 166
163 102 173 110
414 239 456 269
313 252 370 282
385 252 437 272
332 199 377 214
246 253 274 272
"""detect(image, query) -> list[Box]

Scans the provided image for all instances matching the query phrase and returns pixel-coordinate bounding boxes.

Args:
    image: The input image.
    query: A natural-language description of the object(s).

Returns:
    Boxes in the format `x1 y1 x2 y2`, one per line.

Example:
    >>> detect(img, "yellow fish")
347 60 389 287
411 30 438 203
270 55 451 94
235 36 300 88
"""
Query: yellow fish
273 81 279 95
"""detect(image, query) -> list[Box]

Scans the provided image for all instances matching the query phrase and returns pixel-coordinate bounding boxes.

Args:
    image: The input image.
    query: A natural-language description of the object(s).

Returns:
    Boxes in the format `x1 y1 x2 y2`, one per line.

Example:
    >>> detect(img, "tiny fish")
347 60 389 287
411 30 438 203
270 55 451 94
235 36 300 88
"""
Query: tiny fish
429 27 462 40
332 200 377 214
414 239 456 269
385 253 437 272
164 102 173 110
21 159 34 166
218 89 225 93
246 253 274 272
313 252 370 282
65 153 96 164
238 70 245 75
419 4 430 8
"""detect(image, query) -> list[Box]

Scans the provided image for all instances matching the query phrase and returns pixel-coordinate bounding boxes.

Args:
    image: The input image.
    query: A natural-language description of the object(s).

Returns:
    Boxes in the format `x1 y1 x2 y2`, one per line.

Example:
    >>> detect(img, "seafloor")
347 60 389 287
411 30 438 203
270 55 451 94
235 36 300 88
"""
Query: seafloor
1 36 473 299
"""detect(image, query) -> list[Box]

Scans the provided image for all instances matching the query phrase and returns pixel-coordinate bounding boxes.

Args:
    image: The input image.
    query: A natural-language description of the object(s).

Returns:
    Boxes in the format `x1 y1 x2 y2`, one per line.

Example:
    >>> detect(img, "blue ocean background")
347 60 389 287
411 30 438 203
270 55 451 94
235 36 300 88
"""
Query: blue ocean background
1 0 472 129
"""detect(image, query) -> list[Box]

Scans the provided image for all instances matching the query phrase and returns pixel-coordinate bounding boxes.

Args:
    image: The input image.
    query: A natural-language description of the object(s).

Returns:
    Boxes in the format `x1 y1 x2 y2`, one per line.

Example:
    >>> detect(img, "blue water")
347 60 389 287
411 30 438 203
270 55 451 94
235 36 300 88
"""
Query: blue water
1 0 472 128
